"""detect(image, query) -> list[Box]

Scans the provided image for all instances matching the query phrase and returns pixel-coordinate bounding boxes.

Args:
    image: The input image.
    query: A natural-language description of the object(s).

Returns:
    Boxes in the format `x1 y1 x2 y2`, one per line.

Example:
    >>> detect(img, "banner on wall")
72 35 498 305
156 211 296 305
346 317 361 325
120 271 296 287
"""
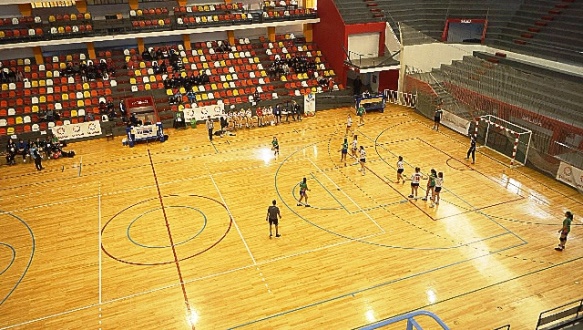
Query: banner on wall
182 104 225 121
556 161 583 190
304 93 316 115
441 109 471 135
51 120 102 141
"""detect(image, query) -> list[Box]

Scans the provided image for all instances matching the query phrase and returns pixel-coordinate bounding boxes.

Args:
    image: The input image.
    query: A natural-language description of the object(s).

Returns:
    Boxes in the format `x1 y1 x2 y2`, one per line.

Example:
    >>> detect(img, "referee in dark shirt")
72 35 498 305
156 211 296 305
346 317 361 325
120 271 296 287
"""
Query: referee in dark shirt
266 200 282 238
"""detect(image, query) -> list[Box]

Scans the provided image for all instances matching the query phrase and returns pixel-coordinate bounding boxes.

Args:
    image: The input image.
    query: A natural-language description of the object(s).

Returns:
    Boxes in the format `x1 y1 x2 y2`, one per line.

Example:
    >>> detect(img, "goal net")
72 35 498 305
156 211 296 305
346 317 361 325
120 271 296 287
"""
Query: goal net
474 115 532 167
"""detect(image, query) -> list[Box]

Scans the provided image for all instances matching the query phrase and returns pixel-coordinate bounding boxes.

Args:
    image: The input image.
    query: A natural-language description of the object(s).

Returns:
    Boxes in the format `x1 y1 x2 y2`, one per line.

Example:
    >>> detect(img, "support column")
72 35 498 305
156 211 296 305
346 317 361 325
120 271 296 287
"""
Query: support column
304 0 315 8
302 24 313 42
137 38 145 55
76 0 87 13
129 0 139 10
182 34 192 51
267 27 276 42
86 42 96 60
227 30 235 46
33 46 44 65
18 3 32 16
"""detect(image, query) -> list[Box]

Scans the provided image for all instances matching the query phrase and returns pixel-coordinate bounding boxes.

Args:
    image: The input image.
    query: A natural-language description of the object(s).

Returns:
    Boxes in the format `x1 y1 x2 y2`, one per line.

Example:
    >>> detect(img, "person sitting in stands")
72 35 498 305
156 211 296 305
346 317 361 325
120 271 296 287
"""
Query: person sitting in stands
17 138 29 163
159 61 167 74
130 112 142 126
186 90 196 103
142 49 152 61
253 89 260 104
200 72 210 84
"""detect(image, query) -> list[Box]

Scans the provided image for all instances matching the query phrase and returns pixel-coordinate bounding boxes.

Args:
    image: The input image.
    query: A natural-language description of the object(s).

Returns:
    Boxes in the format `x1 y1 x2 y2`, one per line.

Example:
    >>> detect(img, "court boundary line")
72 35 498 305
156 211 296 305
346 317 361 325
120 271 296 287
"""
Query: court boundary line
0 232 384 330
97 182 102 329
210 174 257 265
226 241 529 329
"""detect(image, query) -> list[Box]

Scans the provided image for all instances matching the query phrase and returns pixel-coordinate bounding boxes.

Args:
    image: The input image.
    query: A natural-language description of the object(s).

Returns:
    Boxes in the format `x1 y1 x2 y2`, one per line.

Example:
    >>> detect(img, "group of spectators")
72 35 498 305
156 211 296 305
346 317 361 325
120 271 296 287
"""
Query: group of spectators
61 59 116 81
0 67 24 83
5 136 73 170
141 47 184 72
165 72 211 105
267 55 317 78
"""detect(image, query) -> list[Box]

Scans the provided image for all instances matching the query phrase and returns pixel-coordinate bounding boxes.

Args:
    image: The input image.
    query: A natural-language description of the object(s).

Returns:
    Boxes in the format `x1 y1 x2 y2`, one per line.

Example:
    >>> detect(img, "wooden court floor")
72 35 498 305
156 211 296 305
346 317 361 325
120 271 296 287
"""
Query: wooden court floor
0 105 582 329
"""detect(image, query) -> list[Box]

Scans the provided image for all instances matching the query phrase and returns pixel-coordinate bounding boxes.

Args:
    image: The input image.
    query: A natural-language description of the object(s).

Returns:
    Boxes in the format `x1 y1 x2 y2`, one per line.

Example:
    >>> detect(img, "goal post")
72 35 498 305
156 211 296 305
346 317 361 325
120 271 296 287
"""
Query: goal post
475 115 532 167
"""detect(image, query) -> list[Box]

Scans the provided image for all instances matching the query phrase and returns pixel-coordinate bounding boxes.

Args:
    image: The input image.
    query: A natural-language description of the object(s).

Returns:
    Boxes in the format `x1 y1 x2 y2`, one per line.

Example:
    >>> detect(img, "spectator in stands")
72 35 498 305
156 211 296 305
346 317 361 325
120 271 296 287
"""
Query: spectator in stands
253 89 261 104
17 139 29 163
119 100 126 117
130 112 142 126
186 90 196 103
200 71 210 84
142 49 152 61
159 61 167 74
6 139 17 165
216 40 230 53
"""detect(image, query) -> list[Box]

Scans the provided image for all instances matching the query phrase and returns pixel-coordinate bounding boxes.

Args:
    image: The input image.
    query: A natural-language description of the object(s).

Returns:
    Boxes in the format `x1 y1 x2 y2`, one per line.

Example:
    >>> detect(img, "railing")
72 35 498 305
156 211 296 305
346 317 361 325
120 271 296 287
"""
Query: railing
536 298 583 330
357 310 450 330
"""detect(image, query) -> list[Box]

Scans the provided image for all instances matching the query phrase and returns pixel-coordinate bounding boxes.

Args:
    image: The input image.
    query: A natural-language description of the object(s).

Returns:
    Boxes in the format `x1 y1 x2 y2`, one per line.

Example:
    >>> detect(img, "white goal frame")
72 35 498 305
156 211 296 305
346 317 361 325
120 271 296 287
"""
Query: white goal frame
474 115 532 167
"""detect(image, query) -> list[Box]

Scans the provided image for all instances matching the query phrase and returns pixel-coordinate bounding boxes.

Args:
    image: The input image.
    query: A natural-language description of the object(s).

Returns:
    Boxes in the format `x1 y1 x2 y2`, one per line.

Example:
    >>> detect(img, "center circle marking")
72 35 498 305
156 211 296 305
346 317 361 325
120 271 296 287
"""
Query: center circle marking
127 206 207 249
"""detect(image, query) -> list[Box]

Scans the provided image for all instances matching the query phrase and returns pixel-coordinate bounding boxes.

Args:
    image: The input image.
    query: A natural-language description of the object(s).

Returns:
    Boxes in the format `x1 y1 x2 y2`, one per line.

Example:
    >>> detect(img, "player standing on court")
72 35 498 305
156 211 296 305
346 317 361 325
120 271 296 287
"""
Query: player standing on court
272 136 279 156
466 135 476 164
358 146 366 175
297 177 311 207
351 135 358 165
396 156 405 184
340 138 348 167
433 107 443 131
357 104 366 126
346 114 353 135
430 172 444 208
266 200 282 238
408 167 422 199
555 211 573 251
422 169 437 201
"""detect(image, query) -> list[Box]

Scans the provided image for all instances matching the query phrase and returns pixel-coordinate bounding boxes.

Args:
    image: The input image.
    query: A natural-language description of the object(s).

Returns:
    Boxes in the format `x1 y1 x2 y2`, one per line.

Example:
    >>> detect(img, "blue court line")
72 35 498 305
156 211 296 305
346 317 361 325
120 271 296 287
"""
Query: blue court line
227 241 527 329
309 173 350 212
0 243 16 276
349 253 583 329
0 211 35 306
370 128 527 243
274 141 513 251
291 182 344 211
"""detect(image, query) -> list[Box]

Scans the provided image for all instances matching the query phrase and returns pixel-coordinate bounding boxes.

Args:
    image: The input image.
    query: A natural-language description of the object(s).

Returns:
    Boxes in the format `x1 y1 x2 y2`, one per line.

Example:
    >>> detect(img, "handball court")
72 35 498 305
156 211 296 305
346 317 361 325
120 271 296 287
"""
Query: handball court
0 105 582 329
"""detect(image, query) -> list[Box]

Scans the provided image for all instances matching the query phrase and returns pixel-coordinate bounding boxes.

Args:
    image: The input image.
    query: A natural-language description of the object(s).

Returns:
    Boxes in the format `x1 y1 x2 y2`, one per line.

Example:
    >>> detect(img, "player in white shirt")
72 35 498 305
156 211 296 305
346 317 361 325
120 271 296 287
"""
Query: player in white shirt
358 146 366 175
430 172 444 207
396 156 405 184
346 114 353 135
408 167 422 199
351 135 358 165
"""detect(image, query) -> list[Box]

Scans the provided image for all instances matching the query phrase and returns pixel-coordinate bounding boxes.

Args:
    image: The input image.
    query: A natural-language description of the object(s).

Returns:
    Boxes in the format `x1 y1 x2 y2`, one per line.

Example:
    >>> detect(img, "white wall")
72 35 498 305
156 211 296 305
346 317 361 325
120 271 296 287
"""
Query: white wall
348 32 380 60
402 43 583 77
402 43 484 72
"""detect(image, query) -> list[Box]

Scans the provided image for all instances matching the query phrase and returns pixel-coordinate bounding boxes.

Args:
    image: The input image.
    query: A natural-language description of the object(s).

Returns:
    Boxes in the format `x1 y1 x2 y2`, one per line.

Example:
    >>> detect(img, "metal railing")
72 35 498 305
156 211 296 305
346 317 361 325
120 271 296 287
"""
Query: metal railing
357 310 450 330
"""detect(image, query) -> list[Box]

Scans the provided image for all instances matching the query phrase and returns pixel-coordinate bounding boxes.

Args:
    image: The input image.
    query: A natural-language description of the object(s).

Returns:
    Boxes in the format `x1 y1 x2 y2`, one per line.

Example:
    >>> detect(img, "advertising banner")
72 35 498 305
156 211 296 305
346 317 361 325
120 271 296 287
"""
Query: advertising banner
51 120 102 141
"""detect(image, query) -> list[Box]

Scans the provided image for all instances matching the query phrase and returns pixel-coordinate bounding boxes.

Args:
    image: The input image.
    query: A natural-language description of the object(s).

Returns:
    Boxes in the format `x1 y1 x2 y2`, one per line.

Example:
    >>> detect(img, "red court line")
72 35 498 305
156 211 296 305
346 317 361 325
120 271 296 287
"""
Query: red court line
147 149 195 330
